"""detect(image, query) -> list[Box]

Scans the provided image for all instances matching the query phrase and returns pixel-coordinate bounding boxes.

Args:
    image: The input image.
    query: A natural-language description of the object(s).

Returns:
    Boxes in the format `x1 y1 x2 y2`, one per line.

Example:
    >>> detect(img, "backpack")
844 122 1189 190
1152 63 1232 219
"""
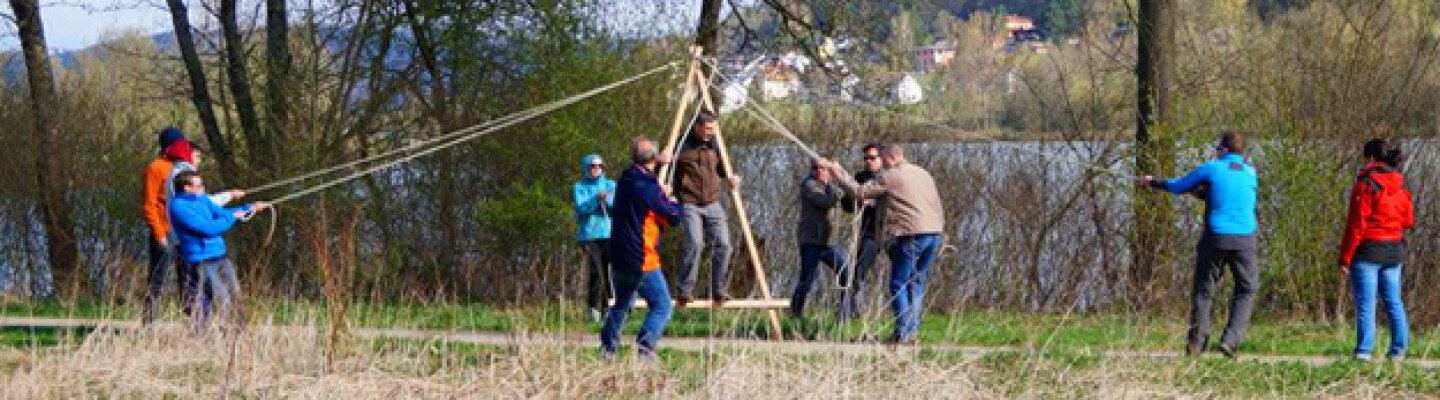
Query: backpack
1359 166 1414 226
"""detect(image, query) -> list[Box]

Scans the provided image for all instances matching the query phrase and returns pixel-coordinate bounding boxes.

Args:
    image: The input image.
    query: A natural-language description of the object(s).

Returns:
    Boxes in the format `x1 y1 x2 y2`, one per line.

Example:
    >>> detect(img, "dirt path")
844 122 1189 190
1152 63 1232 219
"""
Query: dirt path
3 316 1433 368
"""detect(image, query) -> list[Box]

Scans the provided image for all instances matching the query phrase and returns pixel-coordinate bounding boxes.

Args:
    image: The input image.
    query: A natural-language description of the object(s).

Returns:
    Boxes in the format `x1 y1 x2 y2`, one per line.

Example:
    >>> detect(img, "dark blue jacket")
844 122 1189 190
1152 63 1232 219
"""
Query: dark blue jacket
1157 153 1258 235
608 163 681 272
168 192 254 263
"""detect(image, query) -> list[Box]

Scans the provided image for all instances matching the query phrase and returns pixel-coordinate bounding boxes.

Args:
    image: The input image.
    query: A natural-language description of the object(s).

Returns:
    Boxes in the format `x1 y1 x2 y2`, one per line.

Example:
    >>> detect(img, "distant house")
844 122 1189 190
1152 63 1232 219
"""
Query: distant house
759 64 801 100
914 41 956 72
995 15 1047 53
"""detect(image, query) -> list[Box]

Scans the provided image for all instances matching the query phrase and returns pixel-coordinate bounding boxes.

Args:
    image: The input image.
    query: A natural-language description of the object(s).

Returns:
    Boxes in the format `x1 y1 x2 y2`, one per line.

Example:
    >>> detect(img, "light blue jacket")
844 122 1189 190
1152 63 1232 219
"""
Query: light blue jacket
573 154 616 242
1160 153 1258 235
168 192 254 263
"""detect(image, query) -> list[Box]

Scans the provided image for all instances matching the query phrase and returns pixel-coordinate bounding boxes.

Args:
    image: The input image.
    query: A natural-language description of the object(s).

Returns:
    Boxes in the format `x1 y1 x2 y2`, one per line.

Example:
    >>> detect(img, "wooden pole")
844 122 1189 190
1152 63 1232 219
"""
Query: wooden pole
656 47 703 180
692 61 785 340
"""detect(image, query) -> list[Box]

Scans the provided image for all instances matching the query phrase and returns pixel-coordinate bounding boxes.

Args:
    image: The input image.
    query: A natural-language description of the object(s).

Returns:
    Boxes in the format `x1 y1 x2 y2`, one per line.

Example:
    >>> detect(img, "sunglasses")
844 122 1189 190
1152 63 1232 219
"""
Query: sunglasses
864 155 880 160
589 164 605 168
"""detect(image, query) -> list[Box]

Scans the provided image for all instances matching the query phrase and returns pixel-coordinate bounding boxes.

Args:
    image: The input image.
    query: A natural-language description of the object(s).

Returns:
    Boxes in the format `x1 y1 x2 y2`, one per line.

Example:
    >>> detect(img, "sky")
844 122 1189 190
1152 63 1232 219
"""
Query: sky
2 0 741 52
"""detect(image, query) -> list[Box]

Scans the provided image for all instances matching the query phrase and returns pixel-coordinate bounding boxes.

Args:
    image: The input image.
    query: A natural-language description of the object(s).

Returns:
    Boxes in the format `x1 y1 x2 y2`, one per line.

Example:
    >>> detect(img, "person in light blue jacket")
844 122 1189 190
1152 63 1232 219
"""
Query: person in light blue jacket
573 153 617 321
1139 132 1259 358
168 171 268 330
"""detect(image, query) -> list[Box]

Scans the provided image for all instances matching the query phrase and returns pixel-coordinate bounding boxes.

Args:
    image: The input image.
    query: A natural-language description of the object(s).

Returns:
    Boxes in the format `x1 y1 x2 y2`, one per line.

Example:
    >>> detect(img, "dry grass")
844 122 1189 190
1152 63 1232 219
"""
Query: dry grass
0 319 1435 399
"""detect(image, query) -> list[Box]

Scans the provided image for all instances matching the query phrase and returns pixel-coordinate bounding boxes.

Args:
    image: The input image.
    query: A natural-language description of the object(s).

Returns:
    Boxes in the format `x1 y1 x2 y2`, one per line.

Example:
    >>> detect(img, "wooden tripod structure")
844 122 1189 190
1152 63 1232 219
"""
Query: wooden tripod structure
654 47 786 339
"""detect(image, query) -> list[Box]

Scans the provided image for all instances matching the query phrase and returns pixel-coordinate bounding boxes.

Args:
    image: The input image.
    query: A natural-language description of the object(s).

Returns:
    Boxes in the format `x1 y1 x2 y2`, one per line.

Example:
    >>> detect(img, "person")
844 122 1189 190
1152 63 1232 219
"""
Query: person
838 143 886 321
140 127 196 324
573 153 617 322
601 138 682 360
671 110 741 307
1138 132 1259 358
168 171 269 329
1338 139 1413 362
822 144 945 343
789 156 849 319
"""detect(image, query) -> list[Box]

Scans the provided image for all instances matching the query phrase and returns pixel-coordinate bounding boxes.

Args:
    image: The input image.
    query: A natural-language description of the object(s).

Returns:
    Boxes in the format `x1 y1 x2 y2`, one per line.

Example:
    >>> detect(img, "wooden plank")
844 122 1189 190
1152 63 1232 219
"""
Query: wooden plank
611 298 791 310
691 61 786 340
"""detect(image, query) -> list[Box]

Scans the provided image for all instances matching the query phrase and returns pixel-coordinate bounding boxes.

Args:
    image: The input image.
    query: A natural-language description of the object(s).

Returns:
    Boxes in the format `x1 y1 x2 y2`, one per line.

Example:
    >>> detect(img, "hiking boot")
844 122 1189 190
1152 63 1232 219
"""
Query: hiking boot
1185 342 1204 357
1353 353 1373 362
588 308 604 323
637 349 660 364
1218 344 1237 359
600 350 617 362
675 295 691 308
712 293 731 308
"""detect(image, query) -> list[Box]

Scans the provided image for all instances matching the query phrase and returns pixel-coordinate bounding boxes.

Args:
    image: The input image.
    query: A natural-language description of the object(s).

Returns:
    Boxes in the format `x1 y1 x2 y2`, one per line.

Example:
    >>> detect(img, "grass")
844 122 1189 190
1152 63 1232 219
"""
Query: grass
4 300 1437 360
2 321 1437 398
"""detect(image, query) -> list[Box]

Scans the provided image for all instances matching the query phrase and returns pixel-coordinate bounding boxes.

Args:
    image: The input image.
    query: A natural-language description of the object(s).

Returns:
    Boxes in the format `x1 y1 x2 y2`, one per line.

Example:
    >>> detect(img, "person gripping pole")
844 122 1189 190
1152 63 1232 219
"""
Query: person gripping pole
1137 132 1259 359
573 153 617 322
600 138 682 360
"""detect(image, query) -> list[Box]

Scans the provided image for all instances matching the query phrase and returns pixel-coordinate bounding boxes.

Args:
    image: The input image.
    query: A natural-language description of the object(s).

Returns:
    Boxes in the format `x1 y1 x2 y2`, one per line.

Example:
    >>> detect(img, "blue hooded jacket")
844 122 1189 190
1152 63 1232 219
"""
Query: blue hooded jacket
168 192 254 263
1159 152 1258 235
572 154 616 242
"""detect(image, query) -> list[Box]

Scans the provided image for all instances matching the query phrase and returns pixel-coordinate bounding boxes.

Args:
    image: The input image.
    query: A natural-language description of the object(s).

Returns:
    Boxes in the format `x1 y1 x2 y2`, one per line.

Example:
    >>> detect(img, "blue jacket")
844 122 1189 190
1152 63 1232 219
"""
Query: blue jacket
1159 153 1258 235
608 163 681 272
573 154 616 242
168 192 254 263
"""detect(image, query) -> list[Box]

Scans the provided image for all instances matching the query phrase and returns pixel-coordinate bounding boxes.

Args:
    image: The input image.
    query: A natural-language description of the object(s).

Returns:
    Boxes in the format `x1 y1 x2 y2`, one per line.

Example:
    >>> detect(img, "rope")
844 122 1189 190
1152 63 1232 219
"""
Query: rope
834 199 864 290
697 57 1132 180
256 61 679 206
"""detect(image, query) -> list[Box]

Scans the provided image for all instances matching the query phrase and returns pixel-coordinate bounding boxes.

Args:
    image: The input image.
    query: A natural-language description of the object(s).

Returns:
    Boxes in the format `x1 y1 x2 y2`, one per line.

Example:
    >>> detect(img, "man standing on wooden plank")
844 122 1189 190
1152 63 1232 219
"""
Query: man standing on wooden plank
822 144 945 344
601 138 682 360
672 110 742 306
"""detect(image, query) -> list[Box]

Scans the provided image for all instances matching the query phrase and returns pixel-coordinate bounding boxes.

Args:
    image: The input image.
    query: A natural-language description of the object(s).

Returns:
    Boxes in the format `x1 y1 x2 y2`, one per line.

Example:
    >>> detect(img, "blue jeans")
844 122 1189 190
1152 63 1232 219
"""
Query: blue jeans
601 268 673 355
1350 261 1408 357
888 234 940 341
790 244 849 317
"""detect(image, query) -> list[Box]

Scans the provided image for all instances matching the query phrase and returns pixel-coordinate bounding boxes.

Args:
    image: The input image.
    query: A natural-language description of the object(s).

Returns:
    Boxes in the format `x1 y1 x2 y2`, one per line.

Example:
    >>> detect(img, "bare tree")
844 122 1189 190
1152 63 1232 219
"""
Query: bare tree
166 0 238 181
1132 0 1177 306
8 0 80 295
220 0 268 180
265 0 291 155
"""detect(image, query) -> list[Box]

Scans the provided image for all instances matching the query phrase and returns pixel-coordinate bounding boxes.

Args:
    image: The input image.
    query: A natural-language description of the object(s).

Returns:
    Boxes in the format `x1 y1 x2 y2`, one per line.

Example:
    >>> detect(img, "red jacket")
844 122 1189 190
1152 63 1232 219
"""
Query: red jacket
1339 162 1414 266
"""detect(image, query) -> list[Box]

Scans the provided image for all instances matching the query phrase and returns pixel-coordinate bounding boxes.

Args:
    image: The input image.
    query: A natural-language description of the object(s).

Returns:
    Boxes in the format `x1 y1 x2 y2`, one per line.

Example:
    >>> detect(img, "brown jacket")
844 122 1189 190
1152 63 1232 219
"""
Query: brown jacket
834 162 944 240
673 140 730 205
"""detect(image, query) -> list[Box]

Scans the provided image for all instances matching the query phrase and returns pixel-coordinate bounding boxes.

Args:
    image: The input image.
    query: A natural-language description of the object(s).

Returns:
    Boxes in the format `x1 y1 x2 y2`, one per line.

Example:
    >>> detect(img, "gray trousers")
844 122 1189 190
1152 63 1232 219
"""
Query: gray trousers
1187 234 1260 350
192 258 243 329
678 202 733 298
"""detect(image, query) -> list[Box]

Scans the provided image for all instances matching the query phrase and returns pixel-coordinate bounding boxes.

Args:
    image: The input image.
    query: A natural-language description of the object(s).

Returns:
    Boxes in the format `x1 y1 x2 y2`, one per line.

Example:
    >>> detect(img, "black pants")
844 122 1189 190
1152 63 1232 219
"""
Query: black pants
1187 234 1260 350
581 240 613 311
143 236 199 323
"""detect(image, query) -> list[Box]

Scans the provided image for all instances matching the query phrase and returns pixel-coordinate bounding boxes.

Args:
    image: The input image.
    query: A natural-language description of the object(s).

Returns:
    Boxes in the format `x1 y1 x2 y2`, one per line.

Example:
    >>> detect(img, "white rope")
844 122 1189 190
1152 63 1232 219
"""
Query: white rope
698 57 1132 180
260 61 680 206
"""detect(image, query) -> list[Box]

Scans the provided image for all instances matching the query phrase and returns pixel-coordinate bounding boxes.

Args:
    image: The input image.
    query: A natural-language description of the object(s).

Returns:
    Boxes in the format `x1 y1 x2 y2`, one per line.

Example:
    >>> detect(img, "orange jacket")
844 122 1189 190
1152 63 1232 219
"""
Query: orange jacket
143 157 175 241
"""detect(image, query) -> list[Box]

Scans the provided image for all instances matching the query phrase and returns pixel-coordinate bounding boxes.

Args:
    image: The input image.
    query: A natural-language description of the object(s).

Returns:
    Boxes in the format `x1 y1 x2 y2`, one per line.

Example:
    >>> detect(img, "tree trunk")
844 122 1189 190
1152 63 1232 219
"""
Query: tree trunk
1133 0 1177 308
265 0 292 166
221 0 270 180
694 0 723 96
166 0 238 183
401 0 460 291
9 0 81 297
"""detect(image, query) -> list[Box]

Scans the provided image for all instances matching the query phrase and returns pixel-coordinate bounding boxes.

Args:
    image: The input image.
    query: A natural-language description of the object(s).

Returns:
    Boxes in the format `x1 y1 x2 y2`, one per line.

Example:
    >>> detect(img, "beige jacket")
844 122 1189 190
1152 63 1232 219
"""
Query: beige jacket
833 162 945 240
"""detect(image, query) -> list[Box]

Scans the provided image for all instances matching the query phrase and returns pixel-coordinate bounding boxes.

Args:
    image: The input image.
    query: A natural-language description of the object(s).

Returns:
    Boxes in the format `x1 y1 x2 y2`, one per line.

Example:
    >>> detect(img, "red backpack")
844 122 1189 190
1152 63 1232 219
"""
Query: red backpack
1359 166 1414 228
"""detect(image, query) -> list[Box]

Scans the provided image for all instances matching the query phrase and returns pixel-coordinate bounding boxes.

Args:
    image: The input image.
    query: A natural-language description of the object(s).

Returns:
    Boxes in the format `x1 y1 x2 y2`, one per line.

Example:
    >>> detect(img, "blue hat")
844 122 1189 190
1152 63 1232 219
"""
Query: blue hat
159 127 186 150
